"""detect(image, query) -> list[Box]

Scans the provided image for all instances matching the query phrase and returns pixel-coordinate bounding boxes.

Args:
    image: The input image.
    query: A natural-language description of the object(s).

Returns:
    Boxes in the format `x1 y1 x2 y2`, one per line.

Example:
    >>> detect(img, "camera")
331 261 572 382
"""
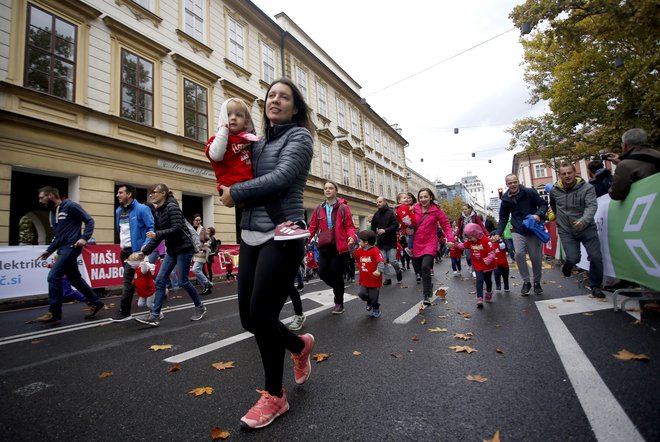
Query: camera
600 153 611 161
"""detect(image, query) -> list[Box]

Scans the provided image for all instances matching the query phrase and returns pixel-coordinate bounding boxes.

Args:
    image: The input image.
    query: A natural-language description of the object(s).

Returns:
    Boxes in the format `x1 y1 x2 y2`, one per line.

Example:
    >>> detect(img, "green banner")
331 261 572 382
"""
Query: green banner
606 173 660 290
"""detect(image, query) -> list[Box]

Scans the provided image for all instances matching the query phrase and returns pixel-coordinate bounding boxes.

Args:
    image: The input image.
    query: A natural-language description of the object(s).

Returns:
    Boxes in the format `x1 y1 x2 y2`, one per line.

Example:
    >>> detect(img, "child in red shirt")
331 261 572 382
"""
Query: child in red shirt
490 234 510 293
353 230 385 318
134 258 157 311
395 192 416 256
305 246 318 280
222 251 235 282
454 223 496 308
449 238 463 276
205 98 308 241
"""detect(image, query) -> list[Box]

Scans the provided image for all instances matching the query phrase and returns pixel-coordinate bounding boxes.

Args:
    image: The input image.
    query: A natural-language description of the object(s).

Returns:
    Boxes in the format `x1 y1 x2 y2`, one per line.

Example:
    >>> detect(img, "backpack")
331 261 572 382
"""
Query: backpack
182 220 202 253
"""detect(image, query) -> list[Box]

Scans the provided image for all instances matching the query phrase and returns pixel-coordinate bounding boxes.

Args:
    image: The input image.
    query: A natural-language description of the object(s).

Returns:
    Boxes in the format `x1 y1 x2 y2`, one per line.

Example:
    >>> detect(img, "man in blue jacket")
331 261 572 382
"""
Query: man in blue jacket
111 184 154 322
37 186 105 323
492 174 548 296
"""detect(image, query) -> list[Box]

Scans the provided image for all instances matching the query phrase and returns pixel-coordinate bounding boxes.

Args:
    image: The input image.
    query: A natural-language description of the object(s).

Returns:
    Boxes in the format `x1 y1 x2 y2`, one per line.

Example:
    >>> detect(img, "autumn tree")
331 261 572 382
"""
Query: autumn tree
507 0 659 163
440 196 464 227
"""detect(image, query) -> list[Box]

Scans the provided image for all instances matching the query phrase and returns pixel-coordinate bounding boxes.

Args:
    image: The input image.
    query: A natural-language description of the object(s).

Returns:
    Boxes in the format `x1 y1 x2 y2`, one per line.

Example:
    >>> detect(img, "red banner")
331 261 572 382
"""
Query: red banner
543 221 559 258
81 244 240 289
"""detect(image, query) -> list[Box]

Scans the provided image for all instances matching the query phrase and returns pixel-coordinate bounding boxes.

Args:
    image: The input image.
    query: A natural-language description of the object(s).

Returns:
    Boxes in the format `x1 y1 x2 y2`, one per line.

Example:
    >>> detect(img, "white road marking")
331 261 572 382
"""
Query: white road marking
164 289 355 363
392 287 447 324
536 294 644 442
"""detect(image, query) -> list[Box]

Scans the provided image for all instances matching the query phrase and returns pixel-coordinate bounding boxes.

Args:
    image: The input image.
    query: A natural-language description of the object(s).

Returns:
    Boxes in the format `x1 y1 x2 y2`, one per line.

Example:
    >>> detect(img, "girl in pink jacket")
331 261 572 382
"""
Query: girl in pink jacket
410 188 455 305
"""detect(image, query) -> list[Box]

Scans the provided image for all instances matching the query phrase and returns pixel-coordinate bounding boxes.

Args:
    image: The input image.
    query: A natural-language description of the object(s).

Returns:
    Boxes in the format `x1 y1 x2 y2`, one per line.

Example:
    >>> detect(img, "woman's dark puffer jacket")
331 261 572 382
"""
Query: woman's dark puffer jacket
142 196 194 256
230 123 313 233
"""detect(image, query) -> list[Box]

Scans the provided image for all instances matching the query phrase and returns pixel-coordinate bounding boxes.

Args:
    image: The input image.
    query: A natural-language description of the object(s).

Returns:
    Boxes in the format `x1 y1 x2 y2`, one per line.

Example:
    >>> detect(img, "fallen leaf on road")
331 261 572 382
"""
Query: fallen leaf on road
149 344 173 351
612 349 650 362
597 298 608 303
632 320 642 325
626 307 641 312
438 315 448 319
449 345 477 354
583 313 593 316
408 349 414 352
412 336 420 341
189 387 214 396
212 361 235 371
435 288 447 299
428 327 447 333
400 285 409 289
496 348 504 354
98 372 113 378
31 340 42 344
562 299 575 302
469 291 476 295
420 319 427 325
352 351 361 356
210 427 230 440
558 285 563 288
548 304 557 309
483 430 501 442
466 374 488 383
391 352 403 359
454 333 473 341
168 363 181 373
313 353 331 363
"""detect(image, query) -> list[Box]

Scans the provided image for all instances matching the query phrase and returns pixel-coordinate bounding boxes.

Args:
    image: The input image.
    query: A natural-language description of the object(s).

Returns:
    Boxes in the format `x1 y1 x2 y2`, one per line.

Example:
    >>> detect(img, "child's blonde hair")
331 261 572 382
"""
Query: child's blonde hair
222 98 255 134
396 192 408 203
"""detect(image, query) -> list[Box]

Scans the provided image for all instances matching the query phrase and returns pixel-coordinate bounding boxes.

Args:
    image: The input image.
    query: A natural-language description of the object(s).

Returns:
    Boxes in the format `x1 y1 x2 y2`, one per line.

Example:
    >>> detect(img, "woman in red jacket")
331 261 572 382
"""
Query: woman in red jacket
410 188 455 305
307 181 357 314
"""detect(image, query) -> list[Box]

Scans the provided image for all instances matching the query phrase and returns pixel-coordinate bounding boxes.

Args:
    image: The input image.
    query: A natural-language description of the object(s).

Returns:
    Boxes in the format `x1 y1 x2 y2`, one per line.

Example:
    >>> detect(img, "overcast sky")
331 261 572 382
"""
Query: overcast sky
251 0 547 199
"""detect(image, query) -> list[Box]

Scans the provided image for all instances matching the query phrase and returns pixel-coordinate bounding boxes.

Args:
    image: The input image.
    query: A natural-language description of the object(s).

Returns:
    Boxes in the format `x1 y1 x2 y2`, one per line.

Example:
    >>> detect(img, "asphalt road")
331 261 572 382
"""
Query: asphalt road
0 258 658 442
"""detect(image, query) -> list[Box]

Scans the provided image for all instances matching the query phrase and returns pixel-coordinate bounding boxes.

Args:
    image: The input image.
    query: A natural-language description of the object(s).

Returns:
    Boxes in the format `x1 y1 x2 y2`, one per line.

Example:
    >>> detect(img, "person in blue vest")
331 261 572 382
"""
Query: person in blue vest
36 186 105 323
111 184 155 322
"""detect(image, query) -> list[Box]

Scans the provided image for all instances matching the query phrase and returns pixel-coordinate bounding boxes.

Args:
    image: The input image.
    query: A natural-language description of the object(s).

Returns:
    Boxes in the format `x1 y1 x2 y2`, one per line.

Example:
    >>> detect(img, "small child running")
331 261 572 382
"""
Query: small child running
449 237 463 276
454 223 497 308
490 233 510 293
395 192 416 257
206 97 309 241
222 251 235 282
353 230 385 318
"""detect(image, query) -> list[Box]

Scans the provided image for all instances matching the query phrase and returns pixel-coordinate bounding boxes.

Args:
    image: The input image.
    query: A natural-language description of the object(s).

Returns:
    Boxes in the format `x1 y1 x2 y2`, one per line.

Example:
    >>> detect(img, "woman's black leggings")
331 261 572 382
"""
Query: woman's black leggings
412 254 435 298
237 238 306 396
318 248 349 306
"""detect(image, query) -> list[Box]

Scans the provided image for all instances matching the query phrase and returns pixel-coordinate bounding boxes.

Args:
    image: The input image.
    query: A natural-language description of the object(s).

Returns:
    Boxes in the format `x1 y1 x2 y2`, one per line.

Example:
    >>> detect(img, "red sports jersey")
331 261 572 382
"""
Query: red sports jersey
205 133 253 190
134 265 156 298
449 246 463 259
305 251 318 270
396 204 416 229
354 246 385 288
493 242 509 268
461 236 497 272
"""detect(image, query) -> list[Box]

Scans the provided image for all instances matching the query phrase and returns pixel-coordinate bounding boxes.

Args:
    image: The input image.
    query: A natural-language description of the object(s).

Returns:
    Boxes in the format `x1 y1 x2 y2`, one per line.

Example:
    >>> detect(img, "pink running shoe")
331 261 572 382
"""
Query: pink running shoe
240 389 289 429
291 333 315 385
476 297 484 308
485 292 493 302
274 221 310 241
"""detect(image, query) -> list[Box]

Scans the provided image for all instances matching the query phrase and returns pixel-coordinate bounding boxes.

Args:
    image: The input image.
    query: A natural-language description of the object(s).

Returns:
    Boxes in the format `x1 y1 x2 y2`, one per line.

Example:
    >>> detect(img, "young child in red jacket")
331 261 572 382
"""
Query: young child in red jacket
222 251 235 282
490 234 510 293
353 230 385 318
132 257 161 317
454 223 497 308
395 192 416 256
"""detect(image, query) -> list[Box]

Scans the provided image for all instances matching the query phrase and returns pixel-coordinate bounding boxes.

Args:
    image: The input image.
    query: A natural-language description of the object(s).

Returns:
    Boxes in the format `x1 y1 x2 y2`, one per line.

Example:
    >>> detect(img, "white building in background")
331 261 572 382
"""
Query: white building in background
406 164 436 198
461 172 486 210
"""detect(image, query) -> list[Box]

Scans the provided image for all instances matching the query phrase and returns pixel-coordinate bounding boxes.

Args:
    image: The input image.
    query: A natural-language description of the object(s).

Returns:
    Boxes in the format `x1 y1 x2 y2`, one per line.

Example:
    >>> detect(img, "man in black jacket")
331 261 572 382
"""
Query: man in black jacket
492 174 548 296
371 197 402 285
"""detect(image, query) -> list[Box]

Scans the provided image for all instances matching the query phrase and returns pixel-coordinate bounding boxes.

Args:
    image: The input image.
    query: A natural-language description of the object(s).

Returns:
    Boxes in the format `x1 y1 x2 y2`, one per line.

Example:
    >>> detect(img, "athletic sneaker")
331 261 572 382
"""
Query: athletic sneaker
562 262 572 277
521 281 532 296
288 314 306 331
371 309 382 318
485 292 493 302
476 297 484 308
332 304 344 315
291 333 315 384
85 302 104 319
396 270 403 282
135 313 160 327
36 311 61 323
191 305 207 321
503 287 510 293
533 282 543 295
274 221 310 241
592 287 605 298
471 271 476 278
240 389 289 429
423 297 432 306
111 311 132 322
453 270 460 276
383 279 392 286
416 274 421 283
495 285 502 293
366 304 372 312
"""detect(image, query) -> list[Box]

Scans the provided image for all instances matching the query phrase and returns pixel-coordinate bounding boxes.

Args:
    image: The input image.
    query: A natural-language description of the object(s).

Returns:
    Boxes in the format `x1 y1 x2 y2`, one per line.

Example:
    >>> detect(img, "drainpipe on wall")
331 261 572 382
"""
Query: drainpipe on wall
280 29 287 77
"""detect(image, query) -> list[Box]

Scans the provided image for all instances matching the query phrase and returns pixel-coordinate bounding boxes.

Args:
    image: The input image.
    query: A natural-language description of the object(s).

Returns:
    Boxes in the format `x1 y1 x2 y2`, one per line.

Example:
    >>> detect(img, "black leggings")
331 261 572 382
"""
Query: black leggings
318 248 349 306
238 238 306 396
412 254 435 298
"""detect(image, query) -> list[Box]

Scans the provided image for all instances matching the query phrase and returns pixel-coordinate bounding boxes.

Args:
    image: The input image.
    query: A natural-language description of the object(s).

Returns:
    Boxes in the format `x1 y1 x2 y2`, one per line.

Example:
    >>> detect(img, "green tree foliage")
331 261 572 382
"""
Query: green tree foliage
507 0 659 163
440 197 465 227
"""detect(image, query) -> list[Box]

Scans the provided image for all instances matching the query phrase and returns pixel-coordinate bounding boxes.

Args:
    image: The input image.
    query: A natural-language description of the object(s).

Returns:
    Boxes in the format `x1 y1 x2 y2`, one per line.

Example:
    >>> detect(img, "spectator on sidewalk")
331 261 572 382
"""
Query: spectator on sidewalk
190 214 213 295
371 196 402 285
111 184 154 322
608 128 659 200
586 160 613 198
550 163 605 298
36 186 105 323
492 174 548 296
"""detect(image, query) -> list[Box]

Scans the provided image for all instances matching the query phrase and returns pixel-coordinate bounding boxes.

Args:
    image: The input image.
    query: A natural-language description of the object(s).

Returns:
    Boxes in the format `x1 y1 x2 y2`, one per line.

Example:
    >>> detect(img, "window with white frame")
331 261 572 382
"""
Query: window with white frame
336 98 346 128
355 160 363 189
350 107 359 134
183 78 208 142
322 143 331 179
133 0 154 12
364 121 371 146
388 174 393 199
374 128 381 152
120 48 154 125
341 153 350 186
296 66 307 101
368 167 375 193
25 5 77 101
228 17 245 68
383 137 389 158
184 0 204 41
534 163 547 178
261 42 275 84
378 170 384 195
317 82 327 116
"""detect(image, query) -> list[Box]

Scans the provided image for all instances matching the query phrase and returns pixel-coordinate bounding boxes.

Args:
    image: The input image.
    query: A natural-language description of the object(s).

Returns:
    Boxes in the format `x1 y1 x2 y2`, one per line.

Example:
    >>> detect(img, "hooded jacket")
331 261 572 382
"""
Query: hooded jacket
370 203 399 249
230 123 313 232
496 185 548 236
609 145 660 200
46 199 95 254
589 168 613 198
411 203 455 258
142 196 194 257
308 197 357 255
549 177 598 234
